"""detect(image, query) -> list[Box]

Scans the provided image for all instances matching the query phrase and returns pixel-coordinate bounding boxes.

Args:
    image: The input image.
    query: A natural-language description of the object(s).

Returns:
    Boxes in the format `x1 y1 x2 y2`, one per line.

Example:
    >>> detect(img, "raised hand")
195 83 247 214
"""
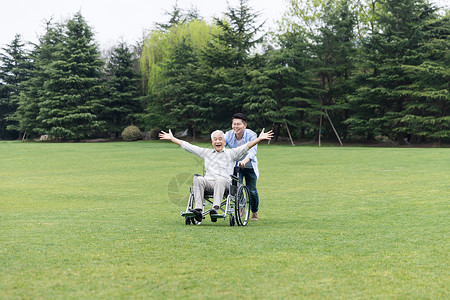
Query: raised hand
159 129 183 146
246 128 274 149
258 128 274 141
159 129 174 141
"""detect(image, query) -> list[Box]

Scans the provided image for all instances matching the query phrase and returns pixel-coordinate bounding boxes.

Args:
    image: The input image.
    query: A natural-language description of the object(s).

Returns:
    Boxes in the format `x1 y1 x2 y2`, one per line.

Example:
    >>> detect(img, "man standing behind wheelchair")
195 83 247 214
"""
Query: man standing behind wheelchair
159 127 273 222
225 113 261 221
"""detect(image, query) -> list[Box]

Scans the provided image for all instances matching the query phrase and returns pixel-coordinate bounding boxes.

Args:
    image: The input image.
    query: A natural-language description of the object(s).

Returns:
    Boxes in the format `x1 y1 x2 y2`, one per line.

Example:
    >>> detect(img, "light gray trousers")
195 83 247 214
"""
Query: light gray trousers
193 176 229 210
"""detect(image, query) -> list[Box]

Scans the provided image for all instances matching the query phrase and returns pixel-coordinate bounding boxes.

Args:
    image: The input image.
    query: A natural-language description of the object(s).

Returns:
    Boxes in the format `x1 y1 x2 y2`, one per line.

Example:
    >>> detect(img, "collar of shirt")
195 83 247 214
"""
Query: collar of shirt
228 130 247 146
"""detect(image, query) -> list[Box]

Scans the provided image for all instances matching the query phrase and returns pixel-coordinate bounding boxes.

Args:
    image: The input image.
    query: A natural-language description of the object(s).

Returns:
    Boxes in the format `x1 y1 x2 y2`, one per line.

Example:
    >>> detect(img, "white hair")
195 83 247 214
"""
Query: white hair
210 130 225 140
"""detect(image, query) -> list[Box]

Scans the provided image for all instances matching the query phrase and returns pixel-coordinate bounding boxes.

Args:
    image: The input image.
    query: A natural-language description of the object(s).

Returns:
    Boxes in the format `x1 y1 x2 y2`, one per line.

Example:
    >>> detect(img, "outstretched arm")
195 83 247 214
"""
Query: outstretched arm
159 129 182 146
247 128 274 149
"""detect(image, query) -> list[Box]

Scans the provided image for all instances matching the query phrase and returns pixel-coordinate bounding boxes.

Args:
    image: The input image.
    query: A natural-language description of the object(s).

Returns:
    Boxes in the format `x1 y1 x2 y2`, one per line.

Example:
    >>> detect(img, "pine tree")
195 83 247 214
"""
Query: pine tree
103 42 142 137
15 22 64 138
38 12 105 140
245 31 322 140
158 37 208 139
346 0 439 142
155 3 201 31
399 16 450 143
313 0 357 140
0 34 32 139
201 0 265 129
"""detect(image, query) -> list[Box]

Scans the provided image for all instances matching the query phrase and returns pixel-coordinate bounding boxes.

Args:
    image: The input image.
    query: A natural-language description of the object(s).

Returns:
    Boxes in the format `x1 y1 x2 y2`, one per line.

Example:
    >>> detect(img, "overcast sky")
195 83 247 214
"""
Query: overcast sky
0 0 288 49
1 0 448 50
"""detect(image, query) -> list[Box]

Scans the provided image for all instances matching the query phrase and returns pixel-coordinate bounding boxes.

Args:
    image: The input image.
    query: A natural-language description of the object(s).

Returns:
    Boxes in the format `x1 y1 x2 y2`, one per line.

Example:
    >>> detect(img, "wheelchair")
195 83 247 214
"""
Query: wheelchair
181 167 251 226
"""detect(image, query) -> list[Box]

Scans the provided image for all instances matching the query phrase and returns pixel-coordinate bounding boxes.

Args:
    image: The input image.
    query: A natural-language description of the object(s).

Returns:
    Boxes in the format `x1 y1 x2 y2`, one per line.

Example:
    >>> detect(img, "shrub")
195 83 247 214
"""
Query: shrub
122 125 142 141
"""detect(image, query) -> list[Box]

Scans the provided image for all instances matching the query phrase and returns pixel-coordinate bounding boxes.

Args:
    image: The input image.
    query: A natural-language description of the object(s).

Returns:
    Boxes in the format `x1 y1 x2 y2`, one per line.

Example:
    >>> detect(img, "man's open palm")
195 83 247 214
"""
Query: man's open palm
259 128 274 141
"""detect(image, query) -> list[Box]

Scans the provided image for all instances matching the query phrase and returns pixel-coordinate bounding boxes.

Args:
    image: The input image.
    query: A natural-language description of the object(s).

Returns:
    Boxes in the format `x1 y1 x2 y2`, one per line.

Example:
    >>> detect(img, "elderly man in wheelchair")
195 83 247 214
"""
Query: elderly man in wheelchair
159 128 273 226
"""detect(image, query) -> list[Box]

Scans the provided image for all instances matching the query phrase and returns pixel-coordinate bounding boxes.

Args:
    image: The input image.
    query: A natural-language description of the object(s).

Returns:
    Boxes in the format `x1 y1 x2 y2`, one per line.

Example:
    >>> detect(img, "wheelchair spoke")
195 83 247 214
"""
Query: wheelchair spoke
235 185 250 226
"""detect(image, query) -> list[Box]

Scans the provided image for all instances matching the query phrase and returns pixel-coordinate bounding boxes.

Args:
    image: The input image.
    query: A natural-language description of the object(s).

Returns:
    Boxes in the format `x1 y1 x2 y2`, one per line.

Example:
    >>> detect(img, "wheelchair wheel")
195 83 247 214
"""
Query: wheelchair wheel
229 214 235 226
235 185 250 226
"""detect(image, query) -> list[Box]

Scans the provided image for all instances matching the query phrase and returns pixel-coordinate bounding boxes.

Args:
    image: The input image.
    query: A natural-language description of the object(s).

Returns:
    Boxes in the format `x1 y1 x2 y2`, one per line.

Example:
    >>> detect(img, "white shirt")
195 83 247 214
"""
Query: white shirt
180 141 249 180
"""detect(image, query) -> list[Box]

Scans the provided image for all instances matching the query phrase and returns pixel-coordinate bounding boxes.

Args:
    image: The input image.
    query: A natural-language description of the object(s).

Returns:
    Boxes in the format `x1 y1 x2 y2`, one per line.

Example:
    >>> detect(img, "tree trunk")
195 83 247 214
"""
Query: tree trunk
325 110 343 146
318 111 323 147
285 122 295 146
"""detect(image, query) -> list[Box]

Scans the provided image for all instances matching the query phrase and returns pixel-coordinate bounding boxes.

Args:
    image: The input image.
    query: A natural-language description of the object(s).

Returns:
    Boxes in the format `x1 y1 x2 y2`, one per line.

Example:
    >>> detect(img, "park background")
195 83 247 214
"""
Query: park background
0 0 449 297
0 0 448 144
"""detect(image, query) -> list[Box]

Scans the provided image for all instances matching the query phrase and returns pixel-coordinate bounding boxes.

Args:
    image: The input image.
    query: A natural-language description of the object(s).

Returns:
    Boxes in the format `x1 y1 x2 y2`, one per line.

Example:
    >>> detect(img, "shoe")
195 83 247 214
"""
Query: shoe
251 212 259 221
189 208 203 222
210 206 219 222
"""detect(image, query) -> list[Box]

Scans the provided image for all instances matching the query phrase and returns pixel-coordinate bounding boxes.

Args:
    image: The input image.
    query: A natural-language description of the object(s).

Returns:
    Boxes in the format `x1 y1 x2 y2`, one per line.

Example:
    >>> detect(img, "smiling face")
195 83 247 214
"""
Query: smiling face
232 118 247 139
211 131 225 152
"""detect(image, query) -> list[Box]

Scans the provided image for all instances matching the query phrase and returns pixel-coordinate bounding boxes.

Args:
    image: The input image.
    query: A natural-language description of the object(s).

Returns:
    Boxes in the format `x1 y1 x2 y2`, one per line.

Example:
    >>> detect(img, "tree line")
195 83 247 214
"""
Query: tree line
0 13 142 141
0 0 449 144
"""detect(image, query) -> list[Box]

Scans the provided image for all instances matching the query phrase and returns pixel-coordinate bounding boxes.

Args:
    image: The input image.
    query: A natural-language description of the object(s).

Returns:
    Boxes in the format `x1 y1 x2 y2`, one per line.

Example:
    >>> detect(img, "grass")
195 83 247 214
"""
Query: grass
0 141 448 299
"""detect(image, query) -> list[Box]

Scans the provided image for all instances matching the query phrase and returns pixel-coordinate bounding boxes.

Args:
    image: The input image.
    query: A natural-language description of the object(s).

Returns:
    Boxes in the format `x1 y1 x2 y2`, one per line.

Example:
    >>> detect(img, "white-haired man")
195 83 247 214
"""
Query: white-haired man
159 129 273 222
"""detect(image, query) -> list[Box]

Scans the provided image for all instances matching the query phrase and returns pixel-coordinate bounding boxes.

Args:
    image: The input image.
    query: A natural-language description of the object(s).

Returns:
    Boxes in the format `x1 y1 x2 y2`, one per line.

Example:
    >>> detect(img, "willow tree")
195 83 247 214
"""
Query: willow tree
140 20 219 94
139 19 220 130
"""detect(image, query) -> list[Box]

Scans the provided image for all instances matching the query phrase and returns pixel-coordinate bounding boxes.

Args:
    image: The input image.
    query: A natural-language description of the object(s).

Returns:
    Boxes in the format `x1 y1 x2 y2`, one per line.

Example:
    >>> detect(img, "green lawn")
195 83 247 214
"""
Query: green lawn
0 141 448 299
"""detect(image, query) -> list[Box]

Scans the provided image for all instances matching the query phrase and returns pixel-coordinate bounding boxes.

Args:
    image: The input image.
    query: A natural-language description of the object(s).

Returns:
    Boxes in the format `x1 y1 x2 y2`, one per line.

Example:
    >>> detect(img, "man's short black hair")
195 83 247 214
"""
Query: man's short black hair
232 113 247 122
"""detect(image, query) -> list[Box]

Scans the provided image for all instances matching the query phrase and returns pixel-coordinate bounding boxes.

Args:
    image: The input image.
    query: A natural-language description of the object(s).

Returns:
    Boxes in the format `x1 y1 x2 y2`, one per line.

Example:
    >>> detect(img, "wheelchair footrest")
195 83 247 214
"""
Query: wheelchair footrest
210 213 226 219
181 211 195 217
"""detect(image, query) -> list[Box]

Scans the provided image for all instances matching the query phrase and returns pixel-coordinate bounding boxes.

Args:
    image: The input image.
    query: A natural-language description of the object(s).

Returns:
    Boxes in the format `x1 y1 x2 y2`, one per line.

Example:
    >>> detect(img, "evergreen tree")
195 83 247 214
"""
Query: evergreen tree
0 34 32 139
346 0 438 142
103 42 142 137
38 12 105 140
201 0 265 129
15 21 64 138
155 3 201 31
0 78 9 138
159 37 208 139
204 0 264 67
399 15 450 143
245 31 322 140
313 0 357 140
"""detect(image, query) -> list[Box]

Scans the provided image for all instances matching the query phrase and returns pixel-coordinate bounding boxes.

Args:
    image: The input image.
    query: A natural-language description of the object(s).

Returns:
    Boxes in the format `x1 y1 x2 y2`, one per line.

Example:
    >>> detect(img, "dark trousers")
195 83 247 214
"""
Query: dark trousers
239 168 259 213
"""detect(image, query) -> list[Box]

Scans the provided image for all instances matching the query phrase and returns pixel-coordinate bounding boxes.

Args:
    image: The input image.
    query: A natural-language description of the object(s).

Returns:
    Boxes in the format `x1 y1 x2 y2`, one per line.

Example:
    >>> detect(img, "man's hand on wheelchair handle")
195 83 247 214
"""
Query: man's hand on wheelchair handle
238 158 251 167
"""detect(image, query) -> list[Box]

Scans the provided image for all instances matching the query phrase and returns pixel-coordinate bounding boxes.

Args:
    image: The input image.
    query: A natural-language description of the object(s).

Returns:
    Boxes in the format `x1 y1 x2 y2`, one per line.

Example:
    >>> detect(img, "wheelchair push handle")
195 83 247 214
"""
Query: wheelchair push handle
233 166 240 176
231 166 240 185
